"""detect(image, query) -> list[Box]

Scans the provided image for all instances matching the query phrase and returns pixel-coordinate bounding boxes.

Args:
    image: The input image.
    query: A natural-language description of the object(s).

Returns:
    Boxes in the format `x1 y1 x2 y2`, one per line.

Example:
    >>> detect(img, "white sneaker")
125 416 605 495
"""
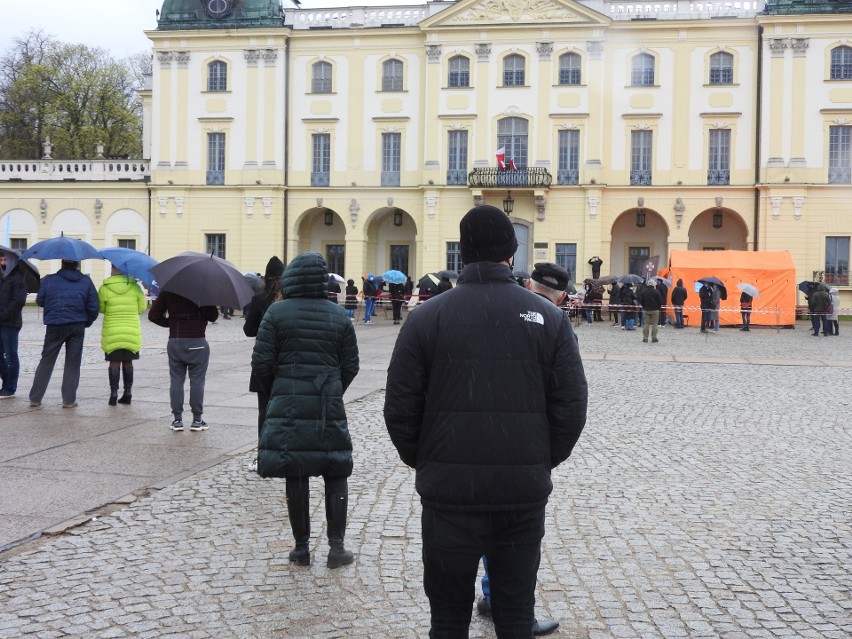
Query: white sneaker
249 458 258 471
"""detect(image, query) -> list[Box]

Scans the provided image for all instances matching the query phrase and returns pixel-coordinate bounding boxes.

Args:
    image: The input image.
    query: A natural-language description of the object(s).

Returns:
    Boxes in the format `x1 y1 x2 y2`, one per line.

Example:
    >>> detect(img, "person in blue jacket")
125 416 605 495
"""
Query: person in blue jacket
29 260 99 408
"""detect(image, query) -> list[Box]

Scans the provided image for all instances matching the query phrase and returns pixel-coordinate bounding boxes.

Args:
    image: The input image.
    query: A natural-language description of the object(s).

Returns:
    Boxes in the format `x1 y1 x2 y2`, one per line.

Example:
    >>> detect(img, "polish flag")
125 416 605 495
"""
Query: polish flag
508 158 517 171
496 147 506 170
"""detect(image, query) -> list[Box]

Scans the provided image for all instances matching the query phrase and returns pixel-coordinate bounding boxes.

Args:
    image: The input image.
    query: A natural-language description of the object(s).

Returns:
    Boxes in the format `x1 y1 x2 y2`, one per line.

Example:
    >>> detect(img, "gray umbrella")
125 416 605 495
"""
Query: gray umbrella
617 274 644 285
149 252 254 309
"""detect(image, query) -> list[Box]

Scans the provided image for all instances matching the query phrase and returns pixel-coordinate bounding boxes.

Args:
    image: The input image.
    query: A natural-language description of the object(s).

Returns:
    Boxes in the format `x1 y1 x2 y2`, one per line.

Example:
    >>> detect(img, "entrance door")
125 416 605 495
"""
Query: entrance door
513 223 529 274
390 245 410 276
628 246 650 275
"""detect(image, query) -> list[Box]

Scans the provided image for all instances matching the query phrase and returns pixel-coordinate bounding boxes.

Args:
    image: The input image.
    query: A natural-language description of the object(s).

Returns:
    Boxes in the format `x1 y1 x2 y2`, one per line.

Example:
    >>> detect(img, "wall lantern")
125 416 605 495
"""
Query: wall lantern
503 191 514 215
636 208 646 228
324 208 334 226
393 208 403 227
713 208 723 229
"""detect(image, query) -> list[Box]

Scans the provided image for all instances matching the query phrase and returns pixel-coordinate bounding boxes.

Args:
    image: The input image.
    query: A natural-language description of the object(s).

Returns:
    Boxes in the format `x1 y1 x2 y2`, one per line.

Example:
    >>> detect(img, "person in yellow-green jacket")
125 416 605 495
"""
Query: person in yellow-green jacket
98 265 147 405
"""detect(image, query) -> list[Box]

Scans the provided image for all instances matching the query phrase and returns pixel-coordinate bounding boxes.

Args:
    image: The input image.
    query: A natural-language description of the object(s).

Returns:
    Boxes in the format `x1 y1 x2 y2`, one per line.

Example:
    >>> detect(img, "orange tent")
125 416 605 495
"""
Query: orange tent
659 250 797 327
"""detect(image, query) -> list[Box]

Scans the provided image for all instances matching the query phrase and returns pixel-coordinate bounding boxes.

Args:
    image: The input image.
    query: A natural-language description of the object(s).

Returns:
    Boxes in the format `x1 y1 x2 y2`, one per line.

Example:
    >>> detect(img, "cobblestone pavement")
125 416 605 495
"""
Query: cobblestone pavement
0 311 850 638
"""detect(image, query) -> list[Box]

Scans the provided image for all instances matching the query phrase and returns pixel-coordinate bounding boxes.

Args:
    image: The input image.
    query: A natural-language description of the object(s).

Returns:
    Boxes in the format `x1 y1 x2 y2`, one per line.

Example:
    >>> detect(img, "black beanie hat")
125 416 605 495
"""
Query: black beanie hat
264 256 285 279
459 205 518 265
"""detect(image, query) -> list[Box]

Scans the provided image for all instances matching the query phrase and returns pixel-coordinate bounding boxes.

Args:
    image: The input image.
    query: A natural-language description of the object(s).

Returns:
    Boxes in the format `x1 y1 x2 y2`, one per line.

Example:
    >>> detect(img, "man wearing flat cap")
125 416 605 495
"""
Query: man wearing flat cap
528 262 570 306
385 205 588 638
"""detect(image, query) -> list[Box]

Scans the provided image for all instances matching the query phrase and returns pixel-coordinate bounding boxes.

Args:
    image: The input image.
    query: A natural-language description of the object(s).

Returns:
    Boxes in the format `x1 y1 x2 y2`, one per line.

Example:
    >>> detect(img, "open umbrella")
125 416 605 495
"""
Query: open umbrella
653 276 673 288
149 251 254 309
329 273 345 284
0 245 40 293
419 273 440 288
244 272 264 294
698 277 728 300
383 269 407 285
617 274 644 286
798 280 821 295
437 269 459 280
591 275 618 286
21 232 102 262
737 282 760 299
98 247 159 287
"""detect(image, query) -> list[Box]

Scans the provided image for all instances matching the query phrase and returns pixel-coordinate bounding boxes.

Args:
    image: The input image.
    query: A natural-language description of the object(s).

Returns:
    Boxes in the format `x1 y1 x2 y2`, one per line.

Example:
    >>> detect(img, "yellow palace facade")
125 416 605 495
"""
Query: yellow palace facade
1 0 851 307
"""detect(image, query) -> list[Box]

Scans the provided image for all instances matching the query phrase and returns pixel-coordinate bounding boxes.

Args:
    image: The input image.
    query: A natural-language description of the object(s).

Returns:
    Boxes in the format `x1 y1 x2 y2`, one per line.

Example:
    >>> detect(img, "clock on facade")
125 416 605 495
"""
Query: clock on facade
206 0 232 18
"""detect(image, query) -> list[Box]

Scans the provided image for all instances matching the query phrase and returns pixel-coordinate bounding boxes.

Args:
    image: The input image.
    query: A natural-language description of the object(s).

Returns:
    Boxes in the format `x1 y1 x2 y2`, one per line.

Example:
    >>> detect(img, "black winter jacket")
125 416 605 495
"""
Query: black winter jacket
671 285 688 306
0 267 27 328
252 253 360 479
384 261 588 512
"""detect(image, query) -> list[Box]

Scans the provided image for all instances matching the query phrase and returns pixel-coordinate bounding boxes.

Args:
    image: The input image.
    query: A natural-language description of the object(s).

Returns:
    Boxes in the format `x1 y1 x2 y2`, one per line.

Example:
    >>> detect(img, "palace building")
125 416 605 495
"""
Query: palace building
1 0 851 307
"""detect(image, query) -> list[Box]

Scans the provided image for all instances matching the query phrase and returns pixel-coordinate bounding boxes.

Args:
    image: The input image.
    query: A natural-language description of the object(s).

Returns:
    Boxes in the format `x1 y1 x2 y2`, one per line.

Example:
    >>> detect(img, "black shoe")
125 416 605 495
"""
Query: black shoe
652 338 659 343
117 393 131 404
288 546 310 566
327 546 354 569
476 596 491 617
533 618 560 636
108 392 118 406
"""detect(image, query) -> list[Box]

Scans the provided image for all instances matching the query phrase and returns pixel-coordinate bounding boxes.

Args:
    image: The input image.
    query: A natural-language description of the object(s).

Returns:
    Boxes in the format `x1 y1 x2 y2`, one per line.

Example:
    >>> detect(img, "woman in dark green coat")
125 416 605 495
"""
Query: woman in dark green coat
251 252 360 569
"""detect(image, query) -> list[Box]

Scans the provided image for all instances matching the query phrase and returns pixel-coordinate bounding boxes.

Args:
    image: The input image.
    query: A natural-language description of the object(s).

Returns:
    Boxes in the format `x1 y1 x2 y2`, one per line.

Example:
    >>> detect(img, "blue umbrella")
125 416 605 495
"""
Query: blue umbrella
21 233 102 262
383 269 407 284
98 247 159 287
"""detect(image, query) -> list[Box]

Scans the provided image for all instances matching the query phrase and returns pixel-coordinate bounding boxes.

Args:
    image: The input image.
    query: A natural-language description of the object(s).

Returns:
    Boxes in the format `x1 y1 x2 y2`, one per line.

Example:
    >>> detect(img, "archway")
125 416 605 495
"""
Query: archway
610 208 669 275
687 208 748 251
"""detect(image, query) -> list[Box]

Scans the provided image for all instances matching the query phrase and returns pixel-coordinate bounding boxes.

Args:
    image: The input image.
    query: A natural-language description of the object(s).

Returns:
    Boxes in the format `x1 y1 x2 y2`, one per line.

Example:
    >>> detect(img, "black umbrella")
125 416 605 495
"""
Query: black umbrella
512 270 531 280
437 269 459 280
699 277 728 300
591 275 618 285
798 280 821 295
149 251 255 309
0 245 40 293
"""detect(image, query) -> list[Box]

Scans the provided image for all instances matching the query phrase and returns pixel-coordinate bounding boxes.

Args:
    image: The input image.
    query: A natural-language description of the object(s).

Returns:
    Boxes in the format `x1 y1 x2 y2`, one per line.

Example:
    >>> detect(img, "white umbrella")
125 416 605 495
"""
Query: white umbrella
737 282 760 299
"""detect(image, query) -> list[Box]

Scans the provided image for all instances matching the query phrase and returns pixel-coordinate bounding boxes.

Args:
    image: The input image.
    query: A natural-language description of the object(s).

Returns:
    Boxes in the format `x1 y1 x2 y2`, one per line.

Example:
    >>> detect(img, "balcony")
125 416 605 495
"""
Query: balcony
311 171 330 187
630 170 652 186
206 170 225 185
467 167 552 189
707 169 730 185
557 169 579 185
446 169 467 185
381 171 400 187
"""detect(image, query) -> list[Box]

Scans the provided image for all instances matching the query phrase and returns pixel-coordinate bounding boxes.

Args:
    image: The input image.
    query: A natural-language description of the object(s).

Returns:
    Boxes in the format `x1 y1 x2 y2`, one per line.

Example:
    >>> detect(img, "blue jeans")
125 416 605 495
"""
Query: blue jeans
674 306 684 328
363 298 376 322
422 506 544 638
0 325 21 393
29 323 86 404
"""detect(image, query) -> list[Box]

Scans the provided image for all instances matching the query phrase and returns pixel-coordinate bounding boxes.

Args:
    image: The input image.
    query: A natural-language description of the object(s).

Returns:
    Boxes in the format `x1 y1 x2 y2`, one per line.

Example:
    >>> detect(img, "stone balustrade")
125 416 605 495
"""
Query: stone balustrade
0 159 149 182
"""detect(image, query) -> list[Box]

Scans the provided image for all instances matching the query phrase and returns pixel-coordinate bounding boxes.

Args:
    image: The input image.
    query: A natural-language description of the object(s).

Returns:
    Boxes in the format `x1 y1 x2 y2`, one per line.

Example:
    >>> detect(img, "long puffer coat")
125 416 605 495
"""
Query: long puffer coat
98 275 147 354
252 252 360 479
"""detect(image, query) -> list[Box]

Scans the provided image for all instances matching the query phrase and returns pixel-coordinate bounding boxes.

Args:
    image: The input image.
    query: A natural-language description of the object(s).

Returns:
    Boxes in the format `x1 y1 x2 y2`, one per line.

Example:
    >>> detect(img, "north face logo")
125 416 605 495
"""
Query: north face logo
520 311 544 325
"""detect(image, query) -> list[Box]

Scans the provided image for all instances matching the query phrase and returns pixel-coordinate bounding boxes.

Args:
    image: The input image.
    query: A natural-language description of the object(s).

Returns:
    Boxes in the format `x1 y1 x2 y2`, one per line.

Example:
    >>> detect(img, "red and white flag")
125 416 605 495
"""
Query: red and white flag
508 158 517 171
495 147 506 170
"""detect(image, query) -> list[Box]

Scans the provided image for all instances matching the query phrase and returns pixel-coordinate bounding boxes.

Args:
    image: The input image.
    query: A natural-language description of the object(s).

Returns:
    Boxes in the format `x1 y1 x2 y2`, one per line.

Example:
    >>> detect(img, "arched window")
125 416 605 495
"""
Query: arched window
208 60 227 92
312 61 332 93
631 53 655 87
558 52 581 85
830 46 852 80
503 54 525 87
448 55 470 88
497 117 528 168
709 51 734 85
382 59 404 91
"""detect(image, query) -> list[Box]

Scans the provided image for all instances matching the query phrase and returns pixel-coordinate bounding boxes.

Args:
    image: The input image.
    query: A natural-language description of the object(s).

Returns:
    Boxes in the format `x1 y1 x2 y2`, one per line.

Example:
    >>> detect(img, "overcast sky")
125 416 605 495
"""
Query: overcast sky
0 0 418 60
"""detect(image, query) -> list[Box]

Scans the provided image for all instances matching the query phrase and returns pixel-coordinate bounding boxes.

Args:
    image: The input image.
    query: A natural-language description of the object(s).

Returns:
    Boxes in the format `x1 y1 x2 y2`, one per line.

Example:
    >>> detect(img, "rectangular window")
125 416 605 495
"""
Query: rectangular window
448 57 469 88
555 243 576 284
312 133 331 187
630 130 652 185
628 247 650 276
446 242 463 273
10 238 27 252
381 132 401 187
205 233 226 259
326 244 345 277
382 60 403 92
557 130 580 185
117 239 137 250
207 132 225 185
208 62 227 92
829 125 851 183
825 236 850 286
447 130 468 185
708 129 730 185
390 245 409 276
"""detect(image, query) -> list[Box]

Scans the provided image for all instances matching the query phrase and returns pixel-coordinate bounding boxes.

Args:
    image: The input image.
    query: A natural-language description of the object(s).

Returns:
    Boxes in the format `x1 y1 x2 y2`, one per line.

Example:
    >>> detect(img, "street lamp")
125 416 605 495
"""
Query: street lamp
503 191 514 215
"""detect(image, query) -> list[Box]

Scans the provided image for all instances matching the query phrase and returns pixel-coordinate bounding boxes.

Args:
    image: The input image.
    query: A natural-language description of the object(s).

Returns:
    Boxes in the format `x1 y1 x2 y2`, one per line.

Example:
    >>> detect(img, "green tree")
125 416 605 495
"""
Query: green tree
0 30 143 160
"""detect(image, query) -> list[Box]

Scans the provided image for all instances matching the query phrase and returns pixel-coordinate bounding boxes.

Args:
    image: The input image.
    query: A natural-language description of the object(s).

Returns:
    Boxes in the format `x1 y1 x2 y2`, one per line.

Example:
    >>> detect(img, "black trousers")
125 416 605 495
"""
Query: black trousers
422 506 544 639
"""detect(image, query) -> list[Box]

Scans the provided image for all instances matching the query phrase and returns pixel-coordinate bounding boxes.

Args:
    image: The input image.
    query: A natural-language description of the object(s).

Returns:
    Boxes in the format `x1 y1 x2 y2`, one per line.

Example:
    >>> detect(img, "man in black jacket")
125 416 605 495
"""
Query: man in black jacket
639 281 664 343
0 251 28 398
384 205 588 638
